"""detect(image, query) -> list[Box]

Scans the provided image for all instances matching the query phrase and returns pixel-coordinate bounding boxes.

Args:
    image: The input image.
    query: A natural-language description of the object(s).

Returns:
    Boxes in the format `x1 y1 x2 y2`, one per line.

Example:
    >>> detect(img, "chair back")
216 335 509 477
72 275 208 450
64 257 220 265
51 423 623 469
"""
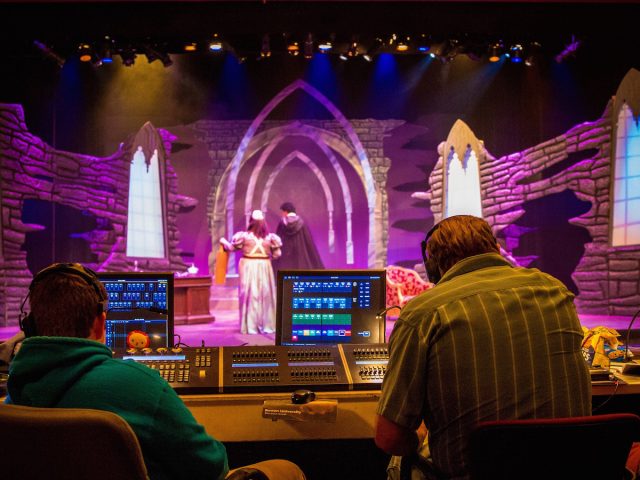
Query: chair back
0 403 148 480
468 413 640 480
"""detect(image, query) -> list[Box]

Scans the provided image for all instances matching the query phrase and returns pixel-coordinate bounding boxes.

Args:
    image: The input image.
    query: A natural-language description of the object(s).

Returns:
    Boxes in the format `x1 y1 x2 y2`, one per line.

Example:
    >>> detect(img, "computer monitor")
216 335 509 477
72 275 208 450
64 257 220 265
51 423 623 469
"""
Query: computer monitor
97 272 175 350
276 269 386 346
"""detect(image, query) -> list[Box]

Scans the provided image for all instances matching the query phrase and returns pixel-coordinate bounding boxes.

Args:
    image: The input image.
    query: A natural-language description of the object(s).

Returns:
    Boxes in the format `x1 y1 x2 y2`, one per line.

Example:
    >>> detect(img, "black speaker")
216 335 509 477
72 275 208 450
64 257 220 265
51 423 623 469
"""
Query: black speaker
19 263 107 338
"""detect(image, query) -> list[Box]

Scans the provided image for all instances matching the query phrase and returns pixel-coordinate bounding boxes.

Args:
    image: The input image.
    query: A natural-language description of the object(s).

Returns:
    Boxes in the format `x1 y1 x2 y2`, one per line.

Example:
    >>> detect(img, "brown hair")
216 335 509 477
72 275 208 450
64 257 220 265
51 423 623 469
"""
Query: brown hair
248 218 269 239
29 272 107 338
426 215 499 277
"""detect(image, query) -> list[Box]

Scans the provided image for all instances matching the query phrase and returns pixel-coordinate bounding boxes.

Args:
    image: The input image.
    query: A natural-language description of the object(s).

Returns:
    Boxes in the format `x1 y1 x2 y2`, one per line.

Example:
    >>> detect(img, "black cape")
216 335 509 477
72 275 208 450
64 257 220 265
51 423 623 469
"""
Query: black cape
273 215 324 272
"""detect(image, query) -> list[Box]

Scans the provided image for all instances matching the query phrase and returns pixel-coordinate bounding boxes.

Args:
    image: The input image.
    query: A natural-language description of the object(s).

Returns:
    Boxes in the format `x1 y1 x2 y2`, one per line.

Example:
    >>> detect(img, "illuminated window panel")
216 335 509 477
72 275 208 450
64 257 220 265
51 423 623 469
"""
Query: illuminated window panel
445 147 483 219
126 146 166 258
612 104 640 246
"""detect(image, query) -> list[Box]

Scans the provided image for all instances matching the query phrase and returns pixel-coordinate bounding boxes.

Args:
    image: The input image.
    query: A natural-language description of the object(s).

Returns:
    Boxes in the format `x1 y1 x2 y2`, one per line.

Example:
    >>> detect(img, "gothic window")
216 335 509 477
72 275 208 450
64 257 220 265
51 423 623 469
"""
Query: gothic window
445 145 483 218
126 145 166 258
612 103 640 246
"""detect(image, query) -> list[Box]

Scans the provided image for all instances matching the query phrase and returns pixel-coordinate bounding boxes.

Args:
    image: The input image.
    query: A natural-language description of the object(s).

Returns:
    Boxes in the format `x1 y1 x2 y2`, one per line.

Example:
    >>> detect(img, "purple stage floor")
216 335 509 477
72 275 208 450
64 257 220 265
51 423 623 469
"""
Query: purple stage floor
0 311 637 348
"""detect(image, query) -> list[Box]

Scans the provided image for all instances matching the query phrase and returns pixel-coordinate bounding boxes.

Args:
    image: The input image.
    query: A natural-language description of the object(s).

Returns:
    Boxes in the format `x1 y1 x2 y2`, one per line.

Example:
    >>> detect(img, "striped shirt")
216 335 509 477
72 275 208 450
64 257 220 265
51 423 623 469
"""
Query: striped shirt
377 253 592 479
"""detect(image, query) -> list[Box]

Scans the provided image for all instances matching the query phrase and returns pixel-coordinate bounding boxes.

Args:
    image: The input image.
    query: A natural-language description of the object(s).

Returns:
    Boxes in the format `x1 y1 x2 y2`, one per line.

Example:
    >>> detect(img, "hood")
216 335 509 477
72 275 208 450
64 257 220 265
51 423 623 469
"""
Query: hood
7 337 112 406
282 214 304 235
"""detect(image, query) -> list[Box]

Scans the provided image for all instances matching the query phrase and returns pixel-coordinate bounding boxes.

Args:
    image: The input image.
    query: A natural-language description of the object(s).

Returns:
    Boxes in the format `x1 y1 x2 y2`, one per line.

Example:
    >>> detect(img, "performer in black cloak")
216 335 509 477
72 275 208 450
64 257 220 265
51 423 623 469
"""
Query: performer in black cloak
273 202 324 272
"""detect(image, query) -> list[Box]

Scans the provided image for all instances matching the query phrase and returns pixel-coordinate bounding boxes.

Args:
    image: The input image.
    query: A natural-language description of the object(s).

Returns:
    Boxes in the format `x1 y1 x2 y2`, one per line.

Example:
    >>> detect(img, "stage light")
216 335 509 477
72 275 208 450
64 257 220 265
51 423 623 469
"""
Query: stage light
488 41 504 62
209 34 223 52
142 44 173 67
347 41 359 58
318 37 333 53
509 44 523 63
364 37 384 61
78 43 93 62
525 41 541 67
260 34 271 58
395 36 410 53
417 34 431 53
304 33 314 59
184 42 197 52
119 47 136 67
287 41 300 56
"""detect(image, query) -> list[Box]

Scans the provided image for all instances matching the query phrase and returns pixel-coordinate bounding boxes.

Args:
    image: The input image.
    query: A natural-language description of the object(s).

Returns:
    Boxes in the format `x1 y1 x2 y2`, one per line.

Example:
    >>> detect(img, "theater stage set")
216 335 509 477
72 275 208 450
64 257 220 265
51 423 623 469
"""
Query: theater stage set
2 1 640 478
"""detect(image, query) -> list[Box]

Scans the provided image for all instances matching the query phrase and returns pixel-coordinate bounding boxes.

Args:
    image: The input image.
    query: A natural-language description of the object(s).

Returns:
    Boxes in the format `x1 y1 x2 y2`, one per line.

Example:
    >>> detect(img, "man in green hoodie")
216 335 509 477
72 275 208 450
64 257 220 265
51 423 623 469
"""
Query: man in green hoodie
5 263 305 480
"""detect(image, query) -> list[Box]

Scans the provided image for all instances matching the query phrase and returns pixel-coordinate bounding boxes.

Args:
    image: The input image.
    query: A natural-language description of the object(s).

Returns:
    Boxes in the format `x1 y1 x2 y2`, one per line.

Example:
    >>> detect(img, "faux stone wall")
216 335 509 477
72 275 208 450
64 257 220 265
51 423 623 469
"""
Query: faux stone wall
0 104 187 326
190 118 401 269
428 101 640 316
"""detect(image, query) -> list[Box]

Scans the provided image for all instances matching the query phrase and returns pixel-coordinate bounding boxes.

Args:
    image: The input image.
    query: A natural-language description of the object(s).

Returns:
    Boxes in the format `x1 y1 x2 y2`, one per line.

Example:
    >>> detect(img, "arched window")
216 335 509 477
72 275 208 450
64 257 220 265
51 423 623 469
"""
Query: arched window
126 146 166 258
445 144 483 218
612 103 640 246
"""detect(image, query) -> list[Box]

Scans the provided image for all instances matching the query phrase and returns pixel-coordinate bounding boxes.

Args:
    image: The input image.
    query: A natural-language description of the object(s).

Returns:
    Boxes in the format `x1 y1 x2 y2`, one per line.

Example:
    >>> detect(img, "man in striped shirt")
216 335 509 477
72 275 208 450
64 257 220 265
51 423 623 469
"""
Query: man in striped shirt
375 215 591 480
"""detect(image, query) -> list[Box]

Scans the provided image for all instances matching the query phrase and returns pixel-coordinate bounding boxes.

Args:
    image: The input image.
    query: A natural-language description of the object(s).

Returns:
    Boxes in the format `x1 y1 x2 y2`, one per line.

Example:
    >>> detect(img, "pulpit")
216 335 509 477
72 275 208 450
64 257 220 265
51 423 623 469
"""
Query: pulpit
174 276 215 325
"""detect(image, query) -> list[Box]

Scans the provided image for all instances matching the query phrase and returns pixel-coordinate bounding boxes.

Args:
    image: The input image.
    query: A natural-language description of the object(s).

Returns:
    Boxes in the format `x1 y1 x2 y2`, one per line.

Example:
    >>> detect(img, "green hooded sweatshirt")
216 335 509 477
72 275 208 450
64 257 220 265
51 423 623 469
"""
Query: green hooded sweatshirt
6 337 228 480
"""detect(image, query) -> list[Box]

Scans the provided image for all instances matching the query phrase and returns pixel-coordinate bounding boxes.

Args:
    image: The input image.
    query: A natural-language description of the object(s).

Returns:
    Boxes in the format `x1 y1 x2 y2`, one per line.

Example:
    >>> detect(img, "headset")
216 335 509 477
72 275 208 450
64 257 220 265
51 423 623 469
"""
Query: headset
19 263 108 338
421 222 441 284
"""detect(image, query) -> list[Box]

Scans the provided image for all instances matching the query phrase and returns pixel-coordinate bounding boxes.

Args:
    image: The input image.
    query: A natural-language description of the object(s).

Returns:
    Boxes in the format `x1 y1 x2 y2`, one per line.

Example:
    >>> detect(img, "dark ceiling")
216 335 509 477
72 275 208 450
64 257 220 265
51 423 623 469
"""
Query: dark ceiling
2 1 638 58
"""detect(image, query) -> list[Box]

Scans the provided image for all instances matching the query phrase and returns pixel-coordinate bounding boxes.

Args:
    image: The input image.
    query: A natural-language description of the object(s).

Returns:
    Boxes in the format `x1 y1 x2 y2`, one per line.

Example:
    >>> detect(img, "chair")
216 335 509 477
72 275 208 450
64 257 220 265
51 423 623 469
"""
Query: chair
0 403 148 480
386 265 433 308
468 413 640 480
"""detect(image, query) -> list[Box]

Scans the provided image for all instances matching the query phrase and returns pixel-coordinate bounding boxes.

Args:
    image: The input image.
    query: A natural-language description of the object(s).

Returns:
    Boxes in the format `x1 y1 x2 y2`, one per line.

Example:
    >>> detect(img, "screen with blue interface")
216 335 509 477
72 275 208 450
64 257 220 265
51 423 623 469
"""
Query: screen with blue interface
97 272 174 350
276 269 386 346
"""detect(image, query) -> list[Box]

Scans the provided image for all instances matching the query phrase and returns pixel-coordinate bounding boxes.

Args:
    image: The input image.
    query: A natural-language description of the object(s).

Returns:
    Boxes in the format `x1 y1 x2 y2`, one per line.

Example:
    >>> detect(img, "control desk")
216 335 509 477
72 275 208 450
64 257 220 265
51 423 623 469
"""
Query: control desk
115 344 389 395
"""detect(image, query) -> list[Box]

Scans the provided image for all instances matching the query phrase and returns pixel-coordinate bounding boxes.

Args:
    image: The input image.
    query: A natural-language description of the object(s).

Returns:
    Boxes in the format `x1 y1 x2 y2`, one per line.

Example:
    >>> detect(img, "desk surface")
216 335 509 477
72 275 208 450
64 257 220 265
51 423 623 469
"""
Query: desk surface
183 373 640 443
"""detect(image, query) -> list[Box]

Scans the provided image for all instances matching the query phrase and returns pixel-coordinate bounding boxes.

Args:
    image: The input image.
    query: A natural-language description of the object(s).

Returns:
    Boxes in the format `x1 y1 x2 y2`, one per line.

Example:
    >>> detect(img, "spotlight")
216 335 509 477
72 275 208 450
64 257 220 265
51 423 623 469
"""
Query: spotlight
525 41 541 67
260 34 271 58
416 34 431 54
183 42 198 52
364 37 384 61
209 34 224 52
347 40 359 58
142 44 173 67
78 43 93 63
304 33 314 59
509 44 524 63
318 34 333 53
97 37 114 64
287 41 300 56
488 41 504 62
395 36 410 53
119 46 136 67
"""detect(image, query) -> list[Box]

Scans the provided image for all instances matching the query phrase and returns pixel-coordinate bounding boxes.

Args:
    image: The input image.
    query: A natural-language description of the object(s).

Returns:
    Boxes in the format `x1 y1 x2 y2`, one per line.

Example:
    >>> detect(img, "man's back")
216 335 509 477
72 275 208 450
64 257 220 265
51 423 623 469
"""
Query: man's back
379 253 591 479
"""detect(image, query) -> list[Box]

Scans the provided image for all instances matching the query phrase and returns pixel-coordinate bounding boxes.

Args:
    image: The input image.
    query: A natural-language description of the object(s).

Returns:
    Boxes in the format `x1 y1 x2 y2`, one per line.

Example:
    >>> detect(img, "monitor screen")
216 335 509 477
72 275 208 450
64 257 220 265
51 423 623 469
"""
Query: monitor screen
276 269 386 346
97 272 174 350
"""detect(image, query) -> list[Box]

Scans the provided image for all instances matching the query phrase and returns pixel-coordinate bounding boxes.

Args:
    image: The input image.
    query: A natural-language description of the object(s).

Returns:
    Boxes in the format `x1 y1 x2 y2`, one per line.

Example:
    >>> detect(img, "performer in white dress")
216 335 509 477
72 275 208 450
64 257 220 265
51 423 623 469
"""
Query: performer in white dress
221 210 282 334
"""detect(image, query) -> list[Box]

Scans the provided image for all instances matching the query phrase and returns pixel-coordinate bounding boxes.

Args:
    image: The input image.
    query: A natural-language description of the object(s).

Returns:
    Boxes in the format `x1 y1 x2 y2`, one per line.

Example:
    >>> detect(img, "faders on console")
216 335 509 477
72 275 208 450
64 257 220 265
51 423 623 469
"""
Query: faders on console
114 344 390 394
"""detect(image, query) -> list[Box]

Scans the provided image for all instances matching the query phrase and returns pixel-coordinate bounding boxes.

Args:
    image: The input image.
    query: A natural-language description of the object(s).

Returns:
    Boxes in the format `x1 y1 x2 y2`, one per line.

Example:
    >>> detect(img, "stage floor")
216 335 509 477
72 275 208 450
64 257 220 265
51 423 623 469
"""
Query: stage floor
0 310 637 348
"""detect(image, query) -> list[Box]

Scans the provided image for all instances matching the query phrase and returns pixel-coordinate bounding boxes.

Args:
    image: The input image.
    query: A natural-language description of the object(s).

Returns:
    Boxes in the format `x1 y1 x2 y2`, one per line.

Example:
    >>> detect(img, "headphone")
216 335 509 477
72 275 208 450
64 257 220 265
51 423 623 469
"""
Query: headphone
19 263 108 338
421 222 442 284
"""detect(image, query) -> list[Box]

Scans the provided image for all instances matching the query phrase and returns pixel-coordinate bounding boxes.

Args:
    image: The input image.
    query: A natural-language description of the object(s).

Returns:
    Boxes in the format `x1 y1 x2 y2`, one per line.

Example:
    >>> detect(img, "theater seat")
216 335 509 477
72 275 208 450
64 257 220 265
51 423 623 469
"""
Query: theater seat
386 265 433 308
468 413 640 480
0 403 148 480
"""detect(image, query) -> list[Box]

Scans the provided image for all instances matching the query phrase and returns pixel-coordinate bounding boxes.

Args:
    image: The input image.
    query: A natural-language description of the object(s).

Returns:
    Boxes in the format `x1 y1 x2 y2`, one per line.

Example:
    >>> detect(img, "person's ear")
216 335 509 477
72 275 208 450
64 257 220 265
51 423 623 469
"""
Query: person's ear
89 311 107 342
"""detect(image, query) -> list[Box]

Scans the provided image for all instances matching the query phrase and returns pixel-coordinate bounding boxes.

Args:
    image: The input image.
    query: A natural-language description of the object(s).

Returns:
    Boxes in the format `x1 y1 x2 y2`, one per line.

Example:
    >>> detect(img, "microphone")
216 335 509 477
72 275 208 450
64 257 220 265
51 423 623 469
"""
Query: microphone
623 308 640 362
376 305 402 319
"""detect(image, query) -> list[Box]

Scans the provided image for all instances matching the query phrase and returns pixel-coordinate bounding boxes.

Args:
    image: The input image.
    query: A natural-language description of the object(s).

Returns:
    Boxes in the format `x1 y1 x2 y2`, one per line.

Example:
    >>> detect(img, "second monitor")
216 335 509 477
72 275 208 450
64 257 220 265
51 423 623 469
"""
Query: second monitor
276 269 386 346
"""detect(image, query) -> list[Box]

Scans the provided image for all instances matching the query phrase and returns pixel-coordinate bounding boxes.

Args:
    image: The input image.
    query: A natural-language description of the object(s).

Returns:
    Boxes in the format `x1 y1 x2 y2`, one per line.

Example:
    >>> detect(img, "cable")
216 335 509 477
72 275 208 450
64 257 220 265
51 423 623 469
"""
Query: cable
376 305 402 318
592 378 620 414
623 308 640 362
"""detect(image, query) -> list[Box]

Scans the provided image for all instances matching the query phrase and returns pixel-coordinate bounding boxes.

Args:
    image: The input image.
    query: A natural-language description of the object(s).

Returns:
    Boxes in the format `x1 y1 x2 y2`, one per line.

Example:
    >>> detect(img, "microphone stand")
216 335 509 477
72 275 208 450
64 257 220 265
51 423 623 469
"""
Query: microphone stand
624 308 640 362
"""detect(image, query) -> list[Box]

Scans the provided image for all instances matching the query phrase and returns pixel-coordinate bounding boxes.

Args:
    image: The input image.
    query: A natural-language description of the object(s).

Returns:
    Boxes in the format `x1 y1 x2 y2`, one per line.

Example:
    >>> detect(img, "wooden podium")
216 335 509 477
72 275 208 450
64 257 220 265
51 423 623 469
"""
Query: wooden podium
174 276 215 325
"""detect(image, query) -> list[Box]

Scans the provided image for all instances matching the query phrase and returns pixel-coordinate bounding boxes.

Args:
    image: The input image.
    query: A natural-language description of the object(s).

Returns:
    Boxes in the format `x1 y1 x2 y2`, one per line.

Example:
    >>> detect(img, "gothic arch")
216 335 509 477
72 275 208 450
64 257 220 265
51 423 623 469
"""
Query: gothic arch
211 79 380 268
